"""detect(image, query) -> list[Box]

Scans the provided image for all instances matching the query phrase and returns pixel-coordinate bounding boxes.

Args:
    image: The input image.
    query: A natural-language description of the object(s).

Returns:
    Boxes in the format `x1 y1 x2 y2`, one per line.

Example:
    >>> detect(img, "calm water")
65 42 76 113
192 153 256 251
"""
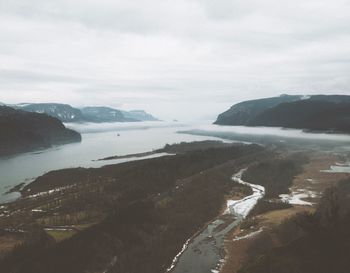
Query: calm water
0 122 224 203
1 122 350 203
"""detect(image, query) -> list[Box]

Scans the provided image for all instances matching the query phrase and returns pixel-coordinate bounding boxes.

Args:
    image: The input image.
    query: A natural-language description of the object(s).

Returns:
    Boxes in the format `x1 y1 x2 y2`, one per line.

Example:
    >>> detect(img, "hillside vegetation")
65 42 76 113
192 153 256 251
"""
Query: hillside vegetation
215 95 350 133
0 106 81 157
10 103 158 123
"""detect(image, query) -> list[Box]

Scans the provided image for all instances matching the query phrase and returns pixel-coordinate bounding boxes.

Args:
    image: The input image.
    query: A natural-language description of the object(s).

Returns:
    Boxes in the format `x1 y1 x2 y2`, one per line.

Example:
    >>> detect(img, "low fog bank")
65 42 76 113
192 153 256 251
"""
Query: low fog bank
65 121 187 134
181 125 350 151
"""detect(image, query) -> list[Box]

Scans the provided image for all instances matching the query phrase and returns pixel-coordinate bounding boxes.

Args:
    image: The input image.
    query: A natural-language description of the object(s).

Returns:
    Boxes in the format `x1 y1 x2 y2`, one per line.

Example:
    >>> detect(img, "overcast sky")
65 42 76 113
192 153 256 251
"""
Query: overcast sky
0 0 349 121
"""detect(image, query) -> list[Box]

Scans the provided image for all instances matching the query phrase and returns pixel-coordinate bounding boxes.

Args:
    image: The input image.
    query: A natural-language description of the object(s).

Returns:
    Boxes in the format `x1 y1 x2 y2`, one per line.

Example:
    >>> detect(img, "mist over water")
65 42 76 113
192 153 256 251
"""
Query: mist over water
65 121 189 134
190 124 350 142
182 124 350 151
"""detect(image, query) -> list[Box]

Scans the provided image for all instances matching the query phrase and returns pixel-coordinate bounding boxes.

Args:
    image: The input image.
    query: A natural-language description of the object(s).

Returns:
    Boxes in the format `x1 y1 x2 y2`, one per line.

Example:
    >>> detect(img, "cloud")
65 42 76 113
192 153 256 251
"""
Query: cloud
0 0 349 121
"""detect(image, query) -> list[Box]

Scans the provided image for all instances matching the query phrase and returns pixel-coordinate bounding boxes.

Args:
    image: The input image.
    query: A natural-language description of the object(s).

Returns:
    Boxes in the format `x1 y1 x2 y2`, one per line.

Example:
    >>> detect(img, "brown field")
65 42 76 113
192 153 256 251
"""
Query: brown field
221 151 350 273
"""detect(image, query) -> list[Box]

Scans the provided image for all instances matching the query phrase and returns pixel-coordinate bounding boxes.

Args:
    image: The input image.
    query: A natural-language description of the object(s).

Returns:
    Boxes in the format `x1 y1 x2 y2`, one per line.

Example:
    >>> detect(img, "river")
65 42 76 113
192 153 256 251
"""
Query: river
169 169 265 273
0 121 225 203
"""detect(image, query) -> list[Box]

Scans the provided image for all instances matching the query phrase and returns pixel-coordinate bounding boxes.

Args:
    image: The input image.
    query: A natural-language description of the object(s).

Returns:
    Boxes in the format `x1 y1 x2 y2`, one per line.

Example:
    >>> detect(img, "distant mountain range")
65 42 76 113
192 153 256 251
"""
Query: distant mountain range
7 103 158 123
17 103 85 122
80 107 158 122
0 106 81 157
215 95 350 133
120 110 159 122
80 107 129 122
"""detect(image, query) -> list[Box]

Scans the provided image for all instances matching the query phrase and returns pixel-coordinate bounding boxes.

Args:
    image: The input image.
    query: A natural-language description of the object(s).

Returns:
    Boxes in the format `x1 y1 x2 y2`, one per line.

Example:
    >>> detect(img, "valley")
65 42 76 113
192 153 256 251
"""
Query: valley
1 0 349 270
0 135 349 273
0 95 350 273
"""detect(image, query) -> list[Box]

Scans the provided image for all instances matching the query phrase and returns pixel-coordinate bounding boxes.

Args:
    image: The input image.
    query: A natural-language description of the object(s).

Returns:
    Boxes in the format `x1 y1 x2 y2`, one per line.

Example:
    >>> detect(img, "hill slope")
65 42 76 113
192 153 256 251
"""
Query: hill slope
215 95 350 133
250 100 350 132
0 106 81 157
121 110 159 121
214 95 302 125
10 103 159 123
17 103 85 122
80 107 127 122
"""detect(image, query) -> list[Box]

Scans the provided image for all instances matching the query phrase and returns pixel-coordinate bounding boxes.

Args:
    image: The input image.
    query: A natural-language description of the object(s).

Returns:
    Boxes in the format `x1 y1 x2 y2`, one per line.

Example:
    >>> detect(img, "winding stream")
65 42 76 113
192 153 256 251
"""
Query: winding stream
168 168 265 273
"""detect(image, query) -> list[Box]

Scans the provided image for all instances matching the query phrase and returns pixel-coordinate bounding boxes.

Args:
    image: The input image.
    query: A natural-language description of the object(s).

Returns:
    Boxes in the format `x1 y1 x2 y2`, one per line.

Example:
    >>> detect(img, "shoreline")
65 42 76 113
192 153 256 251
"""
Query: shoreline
96 151 158 161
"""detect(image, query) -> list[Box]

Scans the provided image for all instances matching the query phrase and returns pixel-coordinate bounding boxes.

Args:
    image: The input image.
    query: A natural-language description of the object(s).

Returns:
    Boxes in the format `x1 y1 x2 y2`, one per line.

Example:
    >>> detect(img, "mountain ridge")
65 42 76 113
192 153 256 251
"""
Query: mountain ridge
0 106 81 157
214 95 303 125
7 103 158 123
215 94 350 133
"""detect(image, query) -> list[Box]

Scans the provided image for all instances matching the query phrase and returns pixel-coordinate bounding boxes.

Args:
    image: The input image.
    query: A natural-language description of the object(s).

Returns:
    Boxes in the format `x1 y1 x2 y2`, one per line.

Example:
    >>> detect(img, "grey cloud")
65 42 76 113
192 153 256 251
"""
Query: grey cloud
0 0 349 121
0 69 87 84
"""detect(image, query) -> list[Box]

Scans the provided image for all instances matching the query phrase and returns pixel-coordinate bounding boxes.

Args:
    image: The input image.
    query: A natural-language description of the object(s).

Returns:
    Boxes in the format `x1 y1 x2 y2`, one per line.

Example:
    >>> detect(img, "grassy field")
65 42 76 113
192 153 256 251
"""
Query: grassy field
46 230 77 242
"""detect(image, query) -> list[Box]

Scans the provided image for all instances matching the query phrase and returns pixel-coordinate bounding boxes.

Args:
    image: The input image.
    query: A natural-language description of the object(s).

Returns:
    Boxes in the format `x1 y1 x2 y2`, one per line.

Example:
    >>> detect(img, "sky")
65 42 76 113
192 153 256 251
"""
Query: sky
0 0 349 121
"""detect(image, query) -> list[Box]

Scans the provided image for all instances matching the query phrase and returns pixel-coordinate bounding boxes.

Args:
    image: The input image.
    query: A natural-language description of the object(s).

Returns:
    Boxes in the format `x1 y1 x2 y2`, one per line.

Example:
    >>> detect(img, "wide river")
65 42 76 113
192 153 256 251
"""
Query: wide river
0 121 228 202
1 121 350 203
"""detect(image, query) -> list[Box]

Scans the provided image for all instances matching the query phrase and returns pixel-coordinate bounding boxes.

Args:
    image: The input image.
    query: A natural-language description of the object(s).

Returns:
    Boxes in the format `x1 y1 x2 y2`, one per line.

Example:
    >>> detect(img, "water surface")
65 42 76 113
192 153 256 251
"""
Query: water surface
0 122 223 203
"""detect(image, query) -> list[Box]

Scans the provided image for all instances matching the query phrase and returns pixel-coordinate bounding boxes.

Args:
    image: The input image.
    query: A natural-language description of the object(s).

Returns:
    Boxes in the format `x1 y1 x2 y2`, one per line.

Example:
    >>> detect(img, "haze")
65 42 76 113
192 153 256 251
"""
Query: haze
0 0 349 121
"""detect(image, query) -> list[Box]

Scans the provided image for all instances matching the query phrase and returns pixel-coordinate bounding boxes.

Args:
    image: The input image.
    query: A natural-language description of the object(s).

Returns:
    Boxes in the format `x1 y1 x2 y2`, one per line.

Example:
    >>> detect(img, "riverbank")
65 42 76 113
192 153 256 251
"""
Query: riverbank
97 140 230 161
169 168 265 273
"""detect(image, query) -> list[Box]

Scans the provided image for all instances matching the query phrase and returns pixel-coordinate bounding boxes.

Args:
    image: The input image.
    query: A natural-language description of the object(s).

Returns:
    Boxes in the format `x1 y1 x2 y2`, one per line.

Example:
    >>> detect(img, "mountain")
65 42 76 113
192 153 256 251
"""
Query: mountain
250 100 350 132
80 107 127 122
8 103 159 123
0 106 81 157
214 95 303 125
80 107 158 122
215 94 350 133
121 110 159 121
16 103 85 122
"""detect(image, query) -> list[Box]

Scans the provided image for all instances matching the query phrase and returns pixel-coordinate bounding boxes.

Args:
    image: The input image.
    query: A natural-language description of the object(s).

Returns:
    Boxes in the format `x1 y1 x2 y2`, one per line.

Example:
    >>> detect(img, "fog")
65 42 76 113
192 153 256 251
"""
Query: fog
193 125 350 142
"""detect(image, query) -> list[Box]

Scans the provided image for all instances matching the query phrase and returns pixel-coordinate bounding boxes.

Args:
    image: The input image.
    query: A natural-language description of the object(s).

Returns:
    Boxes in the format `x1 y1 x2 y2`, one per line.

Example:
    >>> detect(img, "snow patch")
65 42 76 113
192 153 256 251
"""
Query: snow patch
321 162 350 173
233 228 263 241
301 95 311 100
226 169 265 218
27 184 76 199
44 228 74 231
166 238 191 272
279 189 318 206
31 209 44 212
